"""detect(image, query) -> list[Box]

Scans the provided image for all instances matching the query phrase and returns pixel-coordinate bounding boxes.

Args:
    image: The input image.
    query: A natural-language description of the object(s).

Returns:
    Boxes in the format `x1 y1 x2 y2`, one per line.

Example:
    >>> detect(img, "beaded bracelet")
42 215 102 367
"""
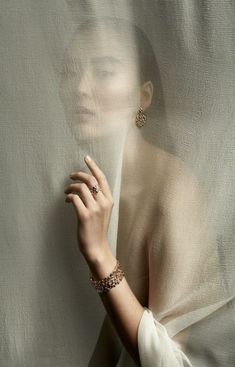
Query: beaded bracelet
90 260 125 294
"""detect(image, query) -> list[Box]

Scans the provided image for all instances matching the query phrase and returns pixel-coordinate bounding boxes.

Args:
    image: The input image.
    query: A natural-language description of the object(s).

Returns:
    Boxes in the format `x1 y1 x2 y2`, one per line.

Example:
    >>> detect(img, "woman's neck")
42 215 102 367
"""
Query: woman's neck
121 125 146 177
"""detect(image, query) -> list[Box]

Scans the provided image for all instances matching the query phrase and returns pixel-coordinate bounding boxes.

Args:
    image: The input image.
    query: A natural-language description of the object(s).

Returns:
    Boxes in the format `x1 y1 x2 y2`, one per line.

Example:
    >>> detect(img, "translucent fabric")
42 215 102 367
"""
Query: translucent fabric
0 1 234 366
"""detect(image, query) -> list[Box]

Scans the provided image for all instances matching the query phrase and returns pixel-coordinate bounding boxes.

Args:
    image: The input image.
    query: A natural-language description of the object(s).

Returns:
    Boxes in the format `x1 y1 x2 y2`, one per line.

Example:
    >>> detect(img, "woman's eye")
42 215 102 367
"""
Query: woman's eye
95 69 115 78
60 64 82 79
61 71 74 79
64 70 81 79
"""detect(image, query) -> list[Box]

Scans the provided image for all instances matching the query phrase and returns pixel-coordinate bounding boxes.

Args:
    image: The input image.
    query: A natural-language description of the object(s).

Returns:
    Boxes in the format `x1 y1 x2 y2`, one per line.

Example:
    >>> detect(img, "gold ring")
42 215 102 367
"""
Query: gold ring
90 185 101 194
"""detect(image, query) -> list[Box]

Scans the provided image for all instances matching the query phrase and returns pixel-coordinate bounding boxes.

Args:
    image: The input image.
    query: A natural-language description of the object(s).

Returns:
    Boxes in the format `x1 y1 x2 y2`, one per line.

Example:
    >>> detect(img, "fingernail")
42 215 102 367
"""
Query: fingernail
85 155 91 162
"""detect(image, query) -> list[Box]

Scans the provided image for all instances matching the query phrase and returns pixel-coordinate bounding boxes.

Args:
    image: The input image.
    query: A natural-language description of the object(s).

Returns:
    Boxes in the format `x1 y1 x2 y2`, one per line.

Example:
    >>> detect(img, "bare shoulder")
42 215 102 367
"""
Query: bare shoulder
143 140 202 211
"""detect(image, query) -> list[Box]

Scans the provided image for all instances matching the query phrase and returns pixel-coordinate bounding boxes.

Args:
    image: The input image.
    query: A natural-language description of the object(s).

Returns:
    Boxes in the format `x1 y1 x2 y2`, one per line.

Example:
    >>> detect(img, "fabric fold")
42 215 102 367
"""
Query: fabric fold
137 308 193 367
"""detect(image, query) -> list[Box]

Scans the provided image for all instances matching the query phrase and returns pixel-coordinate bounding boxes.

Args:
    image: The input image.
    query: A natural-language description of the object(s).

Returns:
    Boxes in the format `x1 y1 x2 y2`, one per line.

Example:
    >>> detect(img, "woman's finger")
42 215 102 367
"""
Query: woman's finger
65 182 96 208
69 171 98 188
66 193 88 221
83 155 113 200
68 172 105 201
69 171 101 196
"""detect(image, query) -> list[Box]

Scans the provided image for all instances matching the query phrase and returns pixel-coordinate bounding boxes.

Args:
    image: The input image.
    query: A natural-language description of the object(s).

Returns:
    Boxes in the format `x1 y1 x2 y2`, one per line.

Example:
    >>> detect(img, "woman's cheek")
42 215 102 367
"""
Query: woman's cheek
97 75 139 112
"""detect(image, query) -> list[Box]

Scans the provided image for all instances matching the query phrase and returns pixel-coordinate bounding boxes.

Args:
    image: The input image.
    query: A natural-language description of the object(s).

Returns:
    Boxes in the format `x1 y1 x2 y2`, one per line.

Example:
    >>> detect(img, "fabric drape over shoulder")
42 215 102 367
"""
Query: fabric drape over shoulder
0 1 234 366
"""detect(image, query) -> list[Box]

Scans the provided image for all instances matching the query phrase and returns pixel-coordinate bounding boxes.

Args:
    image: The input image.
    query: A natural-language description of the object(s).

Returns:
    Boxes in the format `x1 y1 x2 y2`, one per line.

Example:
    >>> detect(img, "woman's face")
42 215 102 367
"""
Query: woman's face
59 26 142 140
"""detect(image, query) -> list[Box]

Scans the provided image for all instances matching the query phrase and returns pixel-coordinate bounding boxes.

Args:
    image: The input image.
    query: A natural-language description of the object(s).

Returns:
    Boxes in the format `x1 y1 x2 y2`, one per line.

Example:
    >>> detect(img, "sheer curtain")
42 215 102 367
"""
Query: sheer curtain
0 1 234 366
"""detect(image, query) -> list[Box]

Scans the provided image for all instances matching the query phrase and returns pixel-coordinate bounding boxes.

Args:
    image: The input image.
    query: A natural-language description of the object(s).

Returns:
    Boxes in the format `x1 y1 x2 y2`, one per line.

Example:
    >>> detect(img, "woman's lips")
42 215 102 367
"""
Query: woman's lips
75 106 95 115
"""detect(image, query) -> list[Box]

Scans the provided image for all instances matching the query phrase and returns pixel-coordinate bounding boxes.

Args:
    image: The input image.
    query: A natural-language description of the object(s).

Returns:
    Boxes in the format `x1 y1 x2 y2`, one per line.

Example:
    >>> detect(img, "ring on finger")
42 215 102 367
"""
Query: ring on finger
89 184 102 195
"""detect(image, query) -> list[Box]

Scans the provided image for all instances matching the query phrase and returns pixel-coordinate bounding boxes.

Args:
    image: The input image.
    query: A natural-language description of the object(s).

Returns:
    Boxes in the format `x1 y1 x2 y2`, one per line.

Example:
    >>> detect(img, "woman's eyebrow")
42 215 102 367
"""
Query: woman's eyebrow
64 58 81 68
63 56 122 71
91 56 122 65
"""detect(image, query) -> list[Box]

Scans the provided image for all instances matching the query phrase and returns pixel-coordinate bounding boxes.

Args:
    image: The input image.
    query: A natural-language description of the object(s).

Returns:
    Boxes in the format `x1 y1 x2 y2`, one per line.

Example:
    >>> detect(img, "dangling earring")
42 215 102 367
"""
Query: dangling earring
135 107 147 128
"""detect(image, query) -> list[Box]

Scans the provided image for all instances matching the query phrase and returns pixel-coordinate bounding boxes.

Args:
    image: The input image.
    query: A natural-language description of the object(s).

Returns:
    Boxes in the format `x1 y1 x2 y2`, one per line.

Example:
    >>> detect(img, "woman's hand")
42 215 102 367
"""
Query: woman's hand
64 155 114 266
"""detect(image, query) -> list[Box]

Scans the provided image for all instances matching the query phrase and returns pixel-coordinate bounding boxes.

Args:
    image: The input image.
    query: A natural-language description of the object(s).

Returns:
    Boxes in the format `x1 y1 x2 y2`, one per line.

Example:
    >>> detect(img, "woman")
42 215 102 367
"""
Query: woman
60 17 232 366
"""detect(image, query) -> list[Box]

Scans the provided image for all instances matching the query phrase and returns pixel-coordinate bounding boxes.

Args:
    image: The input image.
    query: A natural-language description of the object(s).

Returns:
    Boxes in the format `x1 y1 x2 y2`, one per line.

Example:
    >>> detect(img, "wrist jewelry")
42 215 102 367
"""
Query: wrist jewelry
90 260 125 294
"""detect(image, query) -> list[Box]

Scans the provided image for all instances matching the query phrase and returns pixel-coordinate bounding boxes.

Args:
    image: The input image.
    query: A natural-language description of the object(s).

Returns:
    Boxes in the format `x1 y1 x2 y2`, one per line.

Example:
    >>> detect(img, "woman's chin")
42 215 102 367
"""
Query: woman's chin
67 115 129 142
72 125 107 141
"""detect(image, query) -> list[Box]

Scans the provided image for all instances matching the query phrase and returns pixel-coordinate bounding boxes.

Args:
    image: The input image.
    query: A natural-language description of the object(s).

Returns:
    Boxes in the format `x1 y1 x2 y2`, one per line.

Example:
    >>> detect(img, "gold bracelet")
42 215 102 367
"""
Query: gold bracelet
90 260 125 294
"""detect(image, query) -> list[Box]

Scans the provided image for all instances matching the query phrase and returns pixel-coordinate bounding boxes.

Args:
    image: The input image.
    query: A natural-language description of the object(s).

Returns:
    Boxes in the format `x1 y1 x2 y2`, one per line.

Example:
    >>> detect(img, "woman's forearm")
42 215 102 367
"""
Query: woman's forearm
87 247 145 367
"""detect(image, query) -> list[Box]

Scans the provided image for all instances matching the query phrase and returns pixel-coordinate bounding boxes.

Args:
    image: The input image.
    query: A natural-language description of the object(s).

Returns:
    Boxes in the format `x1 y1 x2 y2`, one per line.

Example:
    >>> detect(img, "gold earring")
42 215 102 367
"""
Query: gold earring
135 107 147 128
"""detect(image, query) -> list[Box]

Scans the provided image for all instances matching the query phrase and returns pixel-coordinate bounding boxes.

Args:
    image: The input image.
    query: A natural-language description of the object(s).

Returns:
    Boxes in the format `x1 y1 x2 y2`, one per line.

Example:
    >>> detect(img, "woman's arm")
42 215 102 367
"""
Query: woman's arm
64 155 144 366
88 248 144 366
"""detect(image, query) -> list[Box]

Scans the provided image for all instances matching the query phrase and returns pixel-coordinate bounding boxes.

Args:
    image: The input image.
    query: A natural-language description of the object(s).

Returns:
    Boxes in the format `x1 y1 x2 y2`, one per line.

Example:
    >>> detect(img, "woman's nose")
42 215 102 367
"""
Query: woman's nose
76 69 92 97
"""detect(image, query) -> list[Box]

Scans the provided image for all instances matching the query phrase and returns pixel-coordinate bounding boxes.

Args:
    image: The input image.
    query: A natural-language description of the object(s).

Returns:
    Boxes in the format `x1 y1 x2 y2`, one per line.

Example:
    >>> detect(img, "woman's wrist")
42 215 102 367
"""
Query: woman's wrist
86 245 117 280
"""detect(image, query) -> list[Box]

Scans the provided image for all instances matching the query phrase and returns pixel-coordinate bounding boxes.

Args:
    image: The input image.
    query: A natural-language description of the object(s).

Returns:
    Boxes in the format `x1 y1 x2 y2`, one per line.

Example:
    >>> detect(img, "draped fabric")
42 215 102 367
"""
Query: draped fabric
1 1 234 366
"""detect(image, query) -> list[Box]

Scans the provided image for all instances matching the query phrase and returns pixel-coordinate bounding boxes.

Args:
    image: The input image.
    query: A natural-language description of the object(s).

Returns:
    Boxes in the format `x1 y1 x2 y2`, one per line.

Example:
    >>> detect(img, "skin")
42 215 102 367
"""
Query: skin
62 25 203 365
